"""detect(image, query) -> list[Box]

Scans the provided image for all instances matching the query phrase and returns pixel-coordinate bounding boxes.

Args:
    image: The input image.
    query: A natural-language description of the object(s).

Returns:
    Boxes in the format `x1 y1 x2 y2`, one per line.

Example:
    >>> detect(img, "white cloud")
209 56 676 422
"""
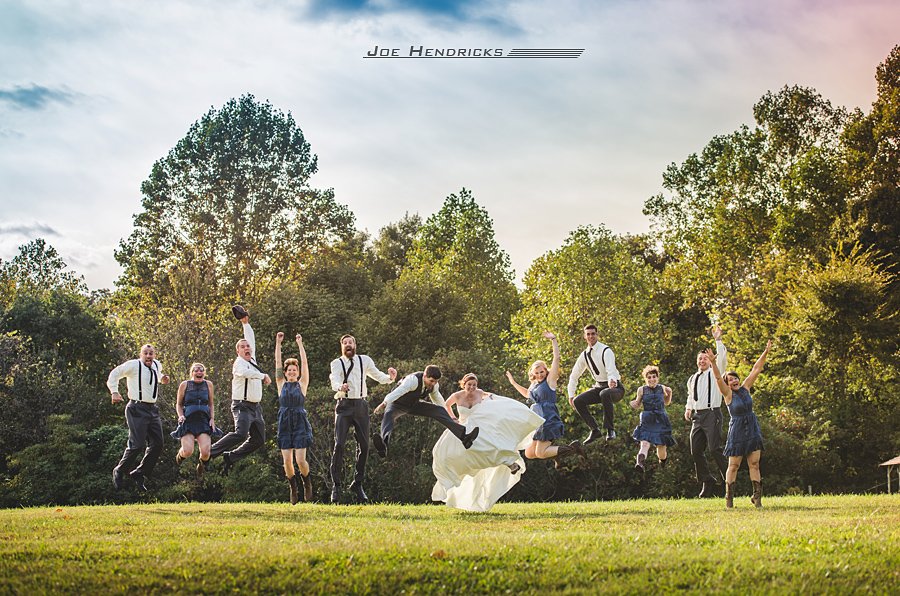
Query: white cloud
0 0 897 288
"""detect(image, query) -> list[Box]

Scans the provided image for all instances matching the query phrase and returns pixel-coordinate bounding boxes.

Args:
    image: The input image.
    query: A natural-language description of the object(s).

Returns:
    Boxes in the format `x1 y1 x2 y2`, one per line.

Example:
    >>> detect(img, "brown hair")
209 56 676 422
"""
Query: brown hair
642 365 659 379
284 358 300 371
459 373 478 388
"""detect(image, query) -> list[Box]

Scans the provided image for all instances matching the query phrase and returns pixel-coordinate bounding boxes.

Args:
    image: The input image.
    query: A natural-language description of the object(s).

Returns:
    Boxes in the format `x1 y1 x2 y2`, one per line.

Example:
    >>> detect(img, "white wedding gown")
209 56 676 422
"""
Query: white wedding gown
431 395 545 512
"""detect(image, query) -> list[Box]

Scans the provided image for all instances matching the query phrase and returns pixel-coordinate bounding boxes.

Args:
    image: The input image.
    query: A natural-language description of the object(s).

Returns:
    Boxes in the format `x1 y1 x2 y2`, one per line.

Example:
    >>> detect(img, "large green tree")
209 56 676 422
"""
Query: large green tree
115 94 354 307
404 188 518 356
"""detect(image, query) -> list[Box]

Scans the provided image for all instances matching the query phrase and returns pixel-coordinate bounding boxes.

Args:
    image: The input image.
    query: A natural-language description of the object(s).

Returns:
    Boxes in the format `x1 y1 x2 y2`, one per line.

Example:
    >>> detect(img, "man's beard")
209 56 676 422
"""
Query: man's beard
343 347 356 358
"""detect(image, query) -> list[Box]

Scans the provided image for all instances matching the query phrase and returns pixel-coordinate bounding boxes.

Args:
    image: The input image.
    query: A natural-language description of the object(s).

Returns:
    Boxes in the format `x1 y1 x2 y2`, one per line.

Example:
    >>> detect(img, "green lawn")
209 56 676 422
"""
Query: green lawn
1 495 897 594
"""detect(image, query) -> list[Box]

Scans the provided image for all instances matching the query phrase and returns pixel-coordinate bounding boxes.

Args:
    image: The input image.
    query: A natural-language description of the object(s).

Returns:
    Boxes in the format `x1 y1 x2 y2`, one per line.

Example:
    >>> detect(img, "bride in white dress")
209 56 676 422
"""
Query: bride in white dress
431 373 545 512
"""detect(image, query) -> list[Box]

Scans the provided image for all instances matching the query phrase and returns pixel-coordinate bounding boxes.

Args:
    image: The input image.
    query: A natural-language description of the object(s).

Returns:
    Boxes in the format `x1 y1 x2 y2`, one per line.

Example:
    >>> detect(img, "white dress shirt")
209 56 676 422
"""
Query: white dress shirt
107 359 163 403
329 354 392 399
232 323 266 403
567 342 621 399
685 340 728 412
383 373 446 407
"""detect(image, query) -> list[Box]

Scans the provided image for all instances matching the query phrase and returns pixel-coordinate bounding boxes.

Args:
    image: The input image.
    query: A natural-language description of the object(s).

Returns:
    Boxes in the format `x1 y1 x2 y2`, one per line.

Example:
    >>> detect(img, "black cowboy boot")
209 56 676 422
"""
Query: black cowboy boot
553 441 585 469
751 480 763 508
725 482 735 509
288 475 299 505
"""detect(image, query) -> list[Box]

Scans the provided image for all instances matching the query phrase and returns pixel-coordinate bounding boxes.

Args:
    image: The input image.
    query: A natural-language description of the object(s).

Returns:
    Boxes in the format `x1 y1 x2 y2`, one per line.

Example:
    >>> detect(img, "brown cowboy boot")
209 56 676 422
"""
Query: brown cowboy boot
725 482 735 509
751 480 763 508
288 475 299 505
302 474 313 502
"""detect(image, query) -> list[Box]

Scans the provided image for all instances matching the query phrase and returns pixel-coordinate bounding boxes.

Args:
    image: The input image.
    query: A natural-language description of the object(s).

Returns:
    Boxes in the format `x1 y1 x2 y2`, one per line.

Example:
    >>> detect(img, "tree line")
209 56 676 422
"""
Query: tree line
1 47 898 507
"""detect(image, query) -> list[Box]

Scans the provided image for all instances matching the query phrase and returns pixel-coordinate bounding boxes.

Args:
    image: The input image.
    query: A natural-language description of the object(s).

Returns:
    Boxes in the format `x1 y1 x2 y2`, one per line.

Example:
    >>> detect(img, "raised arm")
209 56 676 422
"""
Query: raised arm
243 322 256 360
743 340 771 390
505 370 530 399
544 331 561 388
297 334 310 395
274 332 285 394
712 325 728 372
706 348 732 403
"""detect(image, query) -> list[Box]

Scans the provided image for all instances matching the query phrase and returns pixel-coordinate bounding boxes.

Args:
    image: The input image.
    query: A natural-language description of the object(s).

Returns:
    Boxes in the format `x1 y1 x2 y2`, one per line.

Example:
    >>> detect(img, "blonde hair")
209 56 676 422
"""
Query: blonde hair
529 360 548 381
459 373 478 388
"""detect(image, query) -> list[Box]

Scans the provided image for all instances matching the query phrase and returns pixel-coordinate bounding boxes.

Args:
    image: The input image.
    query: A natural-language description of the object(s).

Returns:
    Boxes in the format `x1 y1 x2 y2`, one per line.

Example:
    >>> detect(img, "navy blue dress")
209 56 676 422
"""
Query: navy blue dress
528 379 564 442
170 380 212 438
632 384 675 446
723 387 763 456
277 381 313 450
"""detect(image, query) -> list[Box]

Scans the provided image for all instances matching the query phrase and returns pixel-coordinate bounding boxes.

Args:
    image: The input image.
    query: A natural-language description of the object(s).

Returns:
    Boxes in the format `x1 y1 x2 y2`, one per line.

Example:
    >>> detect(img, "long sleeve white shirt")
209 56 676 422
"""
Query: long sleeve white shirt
232 323 266 402
685 340 728 412
382 373 446 407
329 354 392 399
567 342 621 399
107 358 163 403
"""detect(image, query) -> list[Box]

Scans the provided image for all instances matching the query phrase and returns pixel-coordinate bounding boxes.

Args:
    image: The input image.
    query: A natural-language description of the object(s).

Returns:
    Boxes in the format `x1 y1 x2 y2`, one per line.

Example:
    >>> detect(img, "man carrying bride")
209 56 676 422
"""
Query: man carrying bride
431 373 545 512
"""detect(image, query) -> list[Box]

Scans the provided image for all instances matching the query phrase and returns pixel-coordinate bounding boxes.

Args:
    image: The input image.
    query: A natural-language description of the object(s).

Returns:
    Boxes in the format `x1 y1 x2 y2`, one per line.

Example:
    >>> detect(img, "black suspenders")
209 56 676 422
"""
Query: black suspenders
137 361 158 402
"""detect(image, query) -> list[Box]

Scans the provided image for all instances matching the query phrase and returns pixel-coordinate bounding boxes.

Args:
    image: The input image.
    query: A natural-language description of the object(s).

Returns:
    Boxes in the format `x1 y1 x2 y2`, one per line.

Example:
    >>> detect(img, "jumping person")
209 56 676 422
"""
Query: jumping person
107 344 171 491
431 373 544 512
373 365 480 459
328 334 396 504
171 362 215 479
274 332 313 504
630 365 674 471
707 340 771 509
685 325 729 497
507 331 586 468
567 324 625 443
209 305 272 474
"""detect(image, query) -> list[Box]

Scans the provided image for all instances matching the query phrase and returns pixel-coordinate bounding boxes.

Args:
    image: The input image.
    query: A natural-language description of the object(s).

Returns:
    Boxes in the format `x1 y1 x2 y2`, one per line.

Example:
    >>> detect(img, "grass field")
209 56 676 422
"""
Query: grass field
1 494 897 594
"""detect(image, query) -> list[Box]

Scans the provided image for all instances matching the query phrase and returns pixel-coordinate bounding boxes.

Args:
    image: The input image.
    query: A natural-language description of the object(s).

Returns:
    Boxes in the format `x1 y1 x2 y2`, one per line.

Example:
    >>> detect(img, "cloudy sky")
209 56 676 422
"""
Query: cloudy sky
1 0 897 290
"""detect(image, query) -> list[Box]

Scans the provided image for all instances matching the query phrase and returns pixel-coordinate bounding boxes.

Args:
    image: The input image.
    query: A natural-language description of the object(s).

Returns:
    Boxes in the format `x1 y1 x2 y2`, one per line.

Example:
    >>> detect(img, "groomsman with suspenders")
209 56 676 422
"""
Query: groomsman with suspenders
685 325 729 497
209 305 272 474
567 324 625 444
108 344 171 491
328 334 397 504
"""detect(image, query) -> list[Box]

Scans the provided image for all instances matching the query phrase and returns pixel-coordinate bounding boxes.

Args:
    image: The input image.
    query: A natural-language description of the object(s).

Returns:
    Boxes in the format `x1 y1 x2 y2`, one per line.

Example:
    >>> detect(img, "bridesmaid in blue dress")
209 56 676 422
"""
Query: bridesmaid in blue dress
630 365 675 471
707 340 771 509
274 332 313 504
507 331 586 468
172 362 216 478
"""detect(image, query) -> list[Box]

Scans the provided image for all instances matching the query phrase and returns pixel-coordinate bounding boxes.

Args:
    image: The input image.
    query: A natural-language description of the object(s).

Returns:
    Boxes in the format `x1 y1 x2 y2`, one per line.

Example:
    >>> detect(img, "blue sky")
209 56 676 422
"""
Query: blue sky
1 0 898 289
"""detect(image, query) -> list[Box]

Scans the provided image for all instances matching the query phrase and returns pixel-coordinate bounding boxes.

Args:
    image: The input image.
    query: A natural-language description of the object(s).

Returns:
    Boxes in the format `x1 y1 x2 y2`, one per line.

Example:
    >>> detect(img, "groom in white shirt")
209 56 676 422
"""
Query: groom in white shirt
567 324 625 444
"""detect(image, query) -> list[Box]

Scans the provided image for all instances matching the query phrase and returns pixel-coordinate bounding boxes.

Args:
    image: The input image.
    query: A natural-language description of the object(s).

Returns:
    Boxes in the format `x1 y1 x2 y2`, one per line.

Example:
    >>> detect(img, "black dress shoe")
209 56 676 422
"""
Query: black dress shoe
231 305 249 320
221 452 234 476
112 468 124 490
349 483 368 503
462 427 480 449
583 428 602 445
606 429 617 441
129 470 148 492
330 486 341 504
372 434 387 458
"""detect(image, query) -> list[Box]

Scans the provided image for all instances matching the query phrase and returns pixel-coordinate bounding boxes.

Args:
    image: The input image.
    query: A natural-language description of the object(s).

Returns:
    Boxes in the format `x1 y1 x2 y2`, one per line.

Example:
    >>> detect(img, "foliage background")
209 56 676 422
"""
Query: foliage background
1 48 898 507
